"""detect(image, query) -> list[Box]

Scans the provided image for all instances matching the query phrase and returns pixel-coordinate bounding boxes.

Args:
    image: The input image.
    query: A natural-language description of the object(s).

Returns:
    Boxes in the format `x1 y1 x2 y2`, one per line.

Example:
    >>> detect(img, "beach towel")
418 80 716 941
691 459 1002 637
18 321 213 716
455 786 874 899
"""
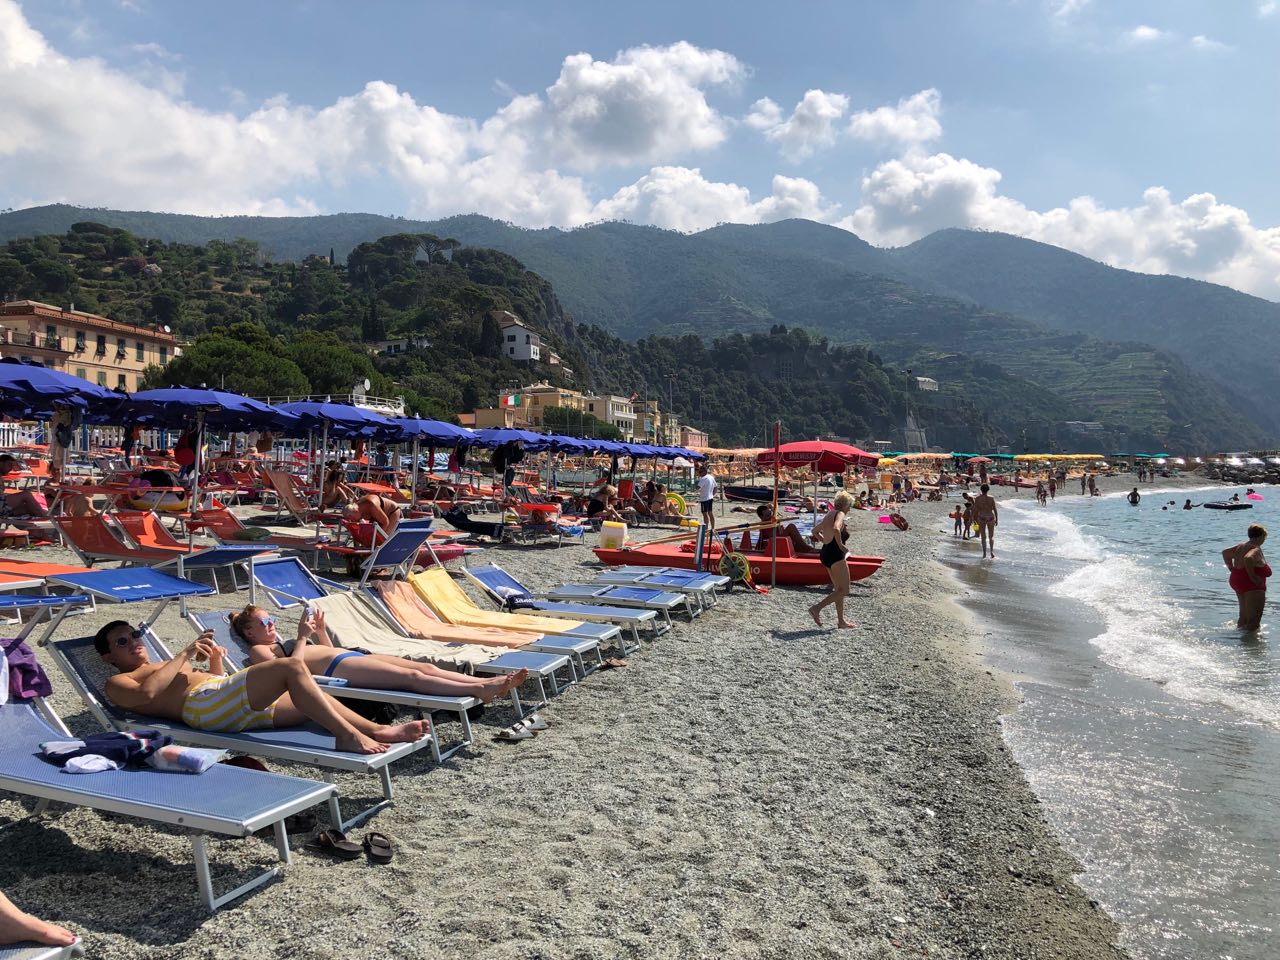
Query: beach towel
41 729 171 767
410 567 587 635
310 593 500 671
4 637 52 700
374 581 543 649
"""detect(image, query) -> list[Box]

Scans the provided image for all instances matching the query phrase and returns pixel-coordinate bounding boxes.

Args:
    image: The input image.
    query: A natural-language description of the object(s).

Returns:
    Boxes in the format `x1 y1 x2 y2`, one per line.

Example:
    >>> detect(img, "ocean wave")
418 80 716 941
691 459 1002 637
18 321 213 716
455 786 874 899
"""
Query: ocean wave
1050 555 1280 729
1001 500 1104 562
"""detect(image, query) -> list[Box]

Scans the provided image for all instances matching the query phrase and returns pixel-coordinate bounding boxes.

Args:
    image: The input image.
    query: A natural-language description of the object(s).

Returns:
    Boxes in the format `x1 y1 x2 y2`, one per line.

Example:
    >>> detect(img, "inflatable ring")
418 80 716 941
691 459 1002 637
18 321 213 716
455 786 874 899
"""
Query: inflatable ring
717 551 751 583
890 514 909 531
667 491 688 515
129 493 188 513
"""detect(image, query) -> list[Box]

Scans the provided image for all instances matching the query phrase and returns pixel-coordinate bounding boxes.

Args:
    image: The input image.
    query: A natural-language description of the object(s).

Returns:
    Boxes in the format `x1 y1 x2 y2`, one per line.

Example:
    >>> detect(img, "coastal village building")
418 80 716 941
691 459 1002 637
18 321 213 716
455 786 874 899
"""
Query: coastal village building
0 299 177 392
583 394 637 440
499 384 586 427
370 335 430 357
494 311 541 362
680 425 710 448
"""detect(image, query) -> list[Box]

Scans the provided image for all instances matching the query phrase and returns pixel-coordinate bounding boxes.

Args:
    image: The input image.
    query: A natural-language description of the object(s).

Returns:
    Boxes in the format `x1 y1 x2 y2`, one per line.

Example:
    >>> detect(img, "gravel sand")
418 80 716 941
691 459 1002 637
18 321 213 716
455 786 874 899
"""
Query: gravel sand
0 490 1131 959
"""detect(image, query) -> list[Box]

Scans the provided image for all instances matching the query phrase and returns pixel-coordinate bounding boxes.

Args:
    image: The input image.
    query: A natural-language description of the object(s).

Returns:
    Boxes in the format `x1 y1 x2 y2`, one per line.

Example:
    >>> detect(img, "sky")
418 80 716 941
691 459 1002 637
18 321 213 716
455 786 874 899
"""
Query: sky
1 0 1278 299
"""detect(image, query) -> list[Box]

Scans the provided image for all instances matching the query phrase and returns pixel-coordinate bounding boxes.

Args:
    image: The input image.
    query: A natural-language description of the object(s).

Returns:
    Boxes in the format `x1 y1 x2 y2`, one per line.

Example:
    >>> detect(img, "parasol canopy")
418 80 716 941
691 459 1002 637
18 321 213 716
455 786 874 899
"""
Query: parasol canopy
756 440 878 472
0 357 122 418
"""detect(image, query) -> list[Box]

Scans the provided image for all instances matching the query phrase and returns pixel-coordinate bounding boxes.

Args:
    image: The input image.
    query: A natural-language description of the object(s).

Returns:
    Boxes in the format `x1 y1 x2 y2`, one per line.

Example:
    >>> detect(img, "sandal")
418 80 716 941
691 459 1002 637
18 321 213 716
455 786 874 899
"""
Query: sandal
518 713 549 732
364 832 394 864
494 724 536 742
309 829 363 860
601 657 628 670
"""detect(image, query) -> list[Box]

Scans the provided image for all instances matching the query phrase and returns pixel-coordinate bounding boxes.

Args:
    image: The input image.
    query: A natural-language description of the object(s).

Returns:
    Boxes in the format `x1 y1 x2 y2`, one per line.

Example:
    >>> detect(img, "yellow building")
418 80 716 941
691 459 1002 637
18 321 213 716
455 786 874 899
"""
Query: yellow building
0 300 177 392
499 383 586 427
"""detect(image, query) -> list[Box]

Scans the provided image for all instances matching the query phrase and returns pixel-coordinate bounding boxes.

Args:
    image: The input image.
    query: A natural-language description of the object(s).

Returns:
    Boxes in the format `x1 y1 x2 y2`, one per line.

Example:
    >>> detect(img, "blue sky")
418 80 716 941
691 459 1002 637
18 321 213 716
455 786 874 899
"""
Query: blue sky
3 0 1278 298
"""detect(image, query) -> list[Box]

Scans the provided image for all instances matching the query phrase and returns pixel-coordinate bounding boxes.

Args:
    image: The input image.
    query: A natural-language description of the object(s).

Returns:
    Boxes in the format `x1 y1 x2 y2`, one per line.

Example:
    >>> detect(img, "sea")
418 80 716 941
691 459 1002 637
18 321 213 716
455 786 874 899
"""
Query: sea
944 484 1279 960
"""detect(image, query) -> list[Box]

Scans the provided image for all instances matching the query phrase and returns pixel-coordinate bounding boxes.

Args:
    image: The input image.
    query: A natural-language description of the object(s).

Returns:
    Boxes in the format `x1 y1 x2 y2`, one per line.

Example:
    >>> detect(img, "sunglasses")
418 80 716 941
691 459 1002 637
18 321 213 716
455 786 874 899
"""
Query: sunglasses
110 629 144 647
257 616 275 628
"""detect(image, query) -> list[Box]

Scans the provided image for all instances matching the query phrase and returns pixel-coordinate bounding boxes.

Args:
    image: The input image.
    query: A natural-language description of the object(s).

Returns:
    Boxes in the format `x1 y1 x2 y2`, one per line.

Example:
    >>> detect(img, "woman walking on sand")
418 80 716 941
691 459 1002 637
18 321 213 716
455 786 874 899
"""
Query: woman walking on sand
973 483 998 559
1223 524 1271 631
808 491 856 629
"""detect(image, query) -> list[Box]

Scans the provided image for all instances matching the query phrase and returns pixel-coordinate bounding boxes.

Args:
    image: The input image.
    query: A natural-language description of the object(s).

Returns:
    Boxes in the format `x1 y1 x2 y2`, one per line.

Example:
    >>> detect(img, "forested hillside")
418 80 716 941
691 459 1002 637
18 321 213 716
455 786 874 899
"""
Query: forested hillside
0 216 1266 449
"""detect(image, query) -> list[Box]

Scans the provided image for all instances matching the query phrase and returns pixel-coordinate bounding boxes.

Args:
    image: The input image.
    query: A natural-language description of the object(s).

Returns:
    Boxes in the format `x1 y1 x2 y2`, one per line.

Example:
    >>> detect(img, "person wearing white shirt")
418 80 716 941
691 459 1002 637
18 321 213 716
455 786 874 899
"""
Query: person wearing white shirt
696 464 717 532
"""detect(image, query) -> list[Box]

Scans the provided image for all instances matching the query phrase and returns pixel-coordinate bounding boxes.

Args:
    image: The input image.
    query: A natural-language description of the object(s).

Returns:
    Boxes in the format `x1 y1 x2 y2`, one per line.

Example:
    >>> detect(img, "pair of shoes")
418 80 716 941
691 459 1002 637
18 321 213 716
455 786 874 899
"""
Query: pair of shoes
493 713 549 742
600 657 628 670
309 829 395 864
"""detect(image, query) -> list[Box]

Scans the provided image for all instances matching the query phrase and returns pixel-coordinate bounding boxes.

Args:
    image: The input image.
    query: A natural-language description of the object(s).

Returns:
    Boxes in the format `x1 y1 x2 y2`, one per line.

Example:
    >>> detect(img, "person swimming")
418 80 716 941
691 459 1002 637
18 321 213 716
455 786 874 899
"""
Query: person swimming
1184 499 1194 510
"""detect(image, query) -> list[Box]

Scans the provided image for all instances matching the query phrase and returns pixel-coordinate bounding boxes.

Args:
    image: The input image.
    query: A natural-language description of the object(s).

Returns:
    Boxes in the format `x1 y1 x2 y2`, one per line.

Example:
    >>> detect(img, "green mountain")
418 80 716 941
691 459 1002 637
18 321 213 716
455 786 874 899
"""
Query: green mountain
0 205 1271 449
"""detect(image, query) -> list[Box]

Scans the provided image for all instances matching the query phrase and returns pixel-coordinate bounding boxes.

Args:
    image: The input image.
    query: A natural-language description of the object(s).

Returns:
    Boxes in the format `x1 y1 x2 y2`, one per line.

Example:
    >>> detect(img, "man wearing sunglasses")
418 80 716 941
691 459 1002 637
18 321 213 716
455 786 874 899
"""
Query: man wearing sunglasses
93 621 429 755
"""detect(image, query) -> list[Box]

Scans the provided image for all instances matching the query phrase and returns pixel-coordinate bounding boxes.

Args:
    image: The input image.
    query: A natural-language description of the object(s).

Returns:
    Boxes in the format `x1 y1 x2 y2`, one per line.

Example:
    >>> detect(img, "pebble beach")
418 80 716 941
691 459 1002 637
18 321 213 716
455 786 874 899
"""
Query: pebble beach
1 489 1131 959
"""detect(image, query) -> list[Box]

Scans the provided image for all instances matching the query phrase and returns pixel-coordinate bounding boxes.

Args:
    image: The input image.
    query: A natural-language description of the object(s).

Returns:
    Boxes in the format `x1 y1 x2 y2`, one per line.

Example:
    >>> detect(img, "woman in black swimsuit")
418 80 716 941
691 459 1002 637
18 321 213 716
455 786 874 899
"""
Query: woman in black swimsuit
809 491 856 629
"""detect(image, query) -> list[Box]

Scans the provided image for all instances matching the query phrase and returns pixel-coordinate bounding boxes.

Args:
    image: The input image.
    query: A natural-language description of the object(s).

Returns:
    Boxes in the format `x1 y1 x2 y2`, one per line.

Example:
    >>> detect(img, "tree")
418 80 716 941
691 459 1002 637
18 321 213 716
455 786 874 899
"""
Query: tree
149 290 184 326
361 298 386 341
152 330 309 396
542 406 622 440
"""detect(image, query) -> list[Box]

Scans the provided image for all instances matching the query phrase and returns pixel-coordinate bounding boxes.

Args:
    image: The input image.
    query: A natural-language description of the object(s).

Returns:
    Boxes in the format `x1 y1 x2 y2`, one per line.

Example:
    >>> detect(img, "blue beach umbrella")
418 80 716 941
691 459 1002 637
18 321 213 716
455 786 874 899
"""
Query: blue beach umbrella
470 427 553 450
0 357 121 417
122 387 296 432
276 401 395 438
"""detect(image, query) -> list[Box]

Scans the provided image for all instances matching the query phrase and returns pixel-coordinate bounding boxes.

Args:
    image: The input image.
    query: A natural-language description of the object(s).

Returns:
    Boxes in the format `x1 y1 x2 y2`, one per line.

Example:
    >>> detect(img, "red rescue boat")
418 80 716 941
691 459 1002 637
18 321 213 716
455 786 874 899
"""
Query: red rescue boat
593 536 885 587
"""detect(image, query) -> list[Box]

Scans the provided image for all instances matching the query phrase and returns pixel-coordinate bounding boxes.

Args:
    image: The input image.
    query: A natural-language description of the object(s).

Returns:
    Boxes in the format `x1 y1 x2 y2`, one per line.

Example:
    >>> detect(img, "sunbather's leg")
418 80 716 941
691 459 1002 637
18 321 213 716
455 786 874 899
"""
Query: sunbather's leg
244 659 427 754
0 889 76 948
782 524 820 554
2 491 46 518
336 656 529 703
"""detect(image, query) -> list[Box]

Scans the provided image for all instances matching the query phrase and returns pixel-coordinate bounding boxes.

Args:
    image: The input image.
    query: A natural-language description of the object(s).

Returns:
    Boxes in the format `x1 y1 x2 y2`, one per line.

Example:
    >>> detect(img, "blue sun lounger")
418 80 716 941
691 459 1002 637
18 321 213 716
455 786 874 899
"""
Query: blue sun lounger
591 566 729 610
460 564 656 651
189 610 479 761
0 595 334 912
253 555 574 711
464 563 688 637
39 568 433 831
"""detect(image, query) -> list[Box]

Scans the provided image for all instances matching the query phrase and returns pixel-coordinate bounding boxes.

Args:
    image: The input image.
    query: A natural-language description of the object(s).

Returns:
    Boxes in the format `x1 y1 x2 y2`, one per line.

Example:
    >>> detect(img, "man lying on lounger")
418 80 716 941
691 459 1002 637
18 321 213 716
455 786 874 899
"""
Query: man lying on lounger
96 620 429 755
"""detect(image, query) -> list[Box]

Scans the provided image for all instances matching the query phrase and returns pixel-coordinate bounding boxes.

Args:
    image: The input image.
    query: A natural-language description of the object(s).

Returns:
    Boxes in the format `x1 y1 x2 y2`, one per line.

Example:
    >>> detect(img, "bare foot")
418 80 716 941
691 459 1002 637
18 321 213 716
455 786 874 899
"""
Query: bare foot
477 668 529 704
373 720 431 744
837 621 858 629
0 894 76 947
808 605 822 627
335 732 389 754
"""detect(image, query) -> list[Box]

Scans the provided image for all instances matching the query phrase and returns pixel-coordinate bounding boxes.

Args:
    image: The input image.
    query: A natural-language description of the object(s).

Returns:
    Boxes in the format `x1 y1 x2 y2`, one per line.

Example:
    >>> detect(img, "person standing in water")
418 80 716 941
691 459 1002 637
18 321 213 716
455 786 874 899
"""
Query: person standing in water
973 483 998 559
1223 524 1270 631
1128 487 1141 506
808 491 856 629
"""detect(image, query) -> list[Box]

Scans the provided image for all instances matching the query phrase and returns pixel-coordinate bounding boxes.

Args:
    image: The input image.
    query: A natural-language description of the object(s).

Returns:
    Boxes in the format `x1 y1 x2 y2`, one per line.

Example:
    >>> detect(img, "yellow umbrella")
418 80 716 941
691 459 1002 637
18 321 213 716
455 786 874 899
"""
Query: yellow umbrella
878 457 899 467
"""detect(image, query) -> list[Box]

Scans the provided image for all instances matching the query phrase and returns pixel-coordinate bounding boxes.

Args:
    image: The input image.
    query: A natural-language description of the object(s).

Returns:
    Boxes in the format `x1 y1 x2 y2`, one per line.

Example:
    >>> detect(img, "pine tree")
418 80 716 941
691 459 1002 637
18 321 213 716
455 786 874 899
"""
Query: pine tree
361 298 386 341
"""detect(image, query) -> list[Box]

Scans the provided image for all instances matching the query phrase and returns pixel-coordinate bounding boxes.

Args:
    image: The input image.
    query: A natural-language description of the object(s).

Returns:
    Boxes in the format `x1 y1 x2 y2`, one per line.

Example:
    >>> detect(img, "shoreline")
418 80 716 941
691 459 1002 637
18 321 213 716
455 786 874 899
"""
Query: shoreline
0 495 1134 958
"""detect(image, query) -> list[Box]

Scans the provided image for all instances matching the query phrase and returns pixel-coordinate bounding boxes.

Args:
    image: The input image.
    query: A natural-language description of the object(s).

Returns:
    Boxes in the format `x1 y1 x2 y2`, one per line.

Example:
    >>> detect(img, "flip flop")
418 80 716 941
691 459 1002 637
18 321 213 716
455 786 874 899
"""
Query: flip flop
364 832 394 864
601 657 628 670
494 724 536 742
309 829 363 860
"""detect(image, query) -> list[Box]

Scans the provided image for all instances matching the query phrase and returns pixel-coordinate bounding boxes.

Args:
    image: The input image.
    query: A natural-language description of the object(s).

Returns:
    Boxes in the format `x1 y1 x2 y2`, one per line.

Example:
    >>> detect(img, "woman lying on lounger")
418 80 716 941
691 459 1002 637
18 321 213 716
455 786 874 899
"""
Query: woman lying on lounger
236 605 526 702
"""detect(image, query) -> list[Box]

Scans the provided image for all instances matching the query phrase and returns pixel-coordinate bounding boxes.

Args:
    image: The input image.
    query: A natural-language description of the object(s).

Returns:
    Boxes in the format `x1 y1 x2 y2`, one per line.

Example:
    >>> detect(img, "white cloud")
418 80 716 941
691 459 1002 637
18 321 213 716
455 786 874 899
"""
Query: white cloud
594 167 837 232
1050 0 1092 19
128 41 179 61
1190 34 1230 51
842 149 1280 299
744 89 849 162
849 88 942 146
1125 25 1171 43
1260 2 1277 17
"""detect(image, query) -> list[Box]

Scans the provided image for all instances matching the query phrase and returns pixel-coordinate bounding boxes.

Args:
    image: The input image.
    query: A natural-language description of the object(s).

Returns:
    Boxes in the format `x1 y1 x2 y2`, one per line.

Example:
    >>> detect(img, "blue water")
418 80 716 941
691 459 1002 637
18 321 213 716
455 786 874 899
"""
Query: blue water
948 486 1280 960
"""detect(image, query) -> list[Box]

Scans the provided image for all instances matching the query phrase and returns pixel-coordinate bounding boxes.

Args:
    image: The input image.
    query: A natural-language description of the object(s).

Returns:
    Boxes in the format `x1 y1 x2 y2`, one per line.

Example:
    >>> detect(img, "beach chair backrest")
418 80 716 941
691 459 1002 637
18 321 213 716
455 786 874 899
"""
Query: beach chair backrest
47 634 135 728
55 514 133 559
193 506 242 538
467 563 533 604
409 567 480 622
371 580 446 635
189 609 253 671
364 529 431 574
115 510 184 551
252 556 327 607
264 469 310 518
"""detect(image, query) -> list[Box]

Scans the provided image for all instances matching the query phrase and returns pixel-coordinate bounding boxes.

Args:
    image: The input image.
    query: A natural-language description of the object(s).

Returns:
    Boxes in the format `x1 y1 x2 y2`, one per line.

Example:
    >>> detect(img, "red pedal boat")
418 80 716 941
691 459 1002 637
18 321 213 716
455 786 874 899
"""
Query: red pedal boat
593 536 885 586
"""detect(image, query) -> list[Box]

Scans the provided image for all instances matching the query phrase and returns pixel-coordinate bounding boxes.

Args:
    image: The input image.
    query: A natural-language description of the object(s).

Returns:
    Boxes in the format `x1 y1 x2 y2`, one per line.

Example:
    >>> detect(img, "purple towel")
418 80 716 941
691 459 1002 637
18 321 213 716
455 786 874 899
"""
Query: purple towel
4 637 52 700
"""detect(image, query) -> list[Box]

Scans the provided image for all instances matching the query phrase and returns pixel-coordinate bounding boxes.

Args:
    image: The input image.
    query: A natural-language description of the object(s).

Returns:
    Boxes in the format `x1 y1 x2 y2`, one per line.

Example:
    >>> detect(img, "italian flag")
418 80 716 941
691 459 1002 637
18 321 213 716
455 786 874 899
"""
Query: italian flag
502 394 521 407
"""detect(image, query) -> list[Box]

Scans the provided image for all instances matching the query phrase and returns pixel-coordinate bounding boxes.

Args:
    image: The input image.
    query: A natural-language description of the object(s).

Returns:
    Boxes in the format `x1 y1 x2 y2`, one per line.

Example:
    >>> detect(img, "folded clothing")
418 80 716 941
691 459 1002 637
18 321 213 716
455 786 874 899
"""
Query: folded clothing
4 637 53 701
41 729 171 767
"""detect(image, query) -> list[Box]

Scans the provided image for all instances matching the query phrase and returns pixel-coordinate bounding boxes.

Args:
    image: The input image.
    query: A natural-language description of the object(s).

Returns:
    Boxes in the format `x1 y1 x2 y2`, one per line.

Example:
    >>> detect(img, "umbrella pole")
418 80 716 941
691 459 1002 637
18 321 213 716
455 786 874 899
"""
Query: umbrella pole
771 421 780 589
189 412 205 545
410 437 420 514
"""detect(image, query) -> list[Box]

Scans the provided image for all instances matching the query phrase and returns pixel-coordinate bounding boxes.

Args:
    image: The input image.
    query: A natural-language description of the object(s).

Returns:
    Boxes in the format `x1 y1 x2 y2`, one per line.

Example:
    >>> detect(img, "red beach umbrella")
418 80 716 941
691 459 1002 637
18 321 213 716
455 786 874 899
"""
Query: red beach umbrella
967 456 994 464
756 440 878 473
